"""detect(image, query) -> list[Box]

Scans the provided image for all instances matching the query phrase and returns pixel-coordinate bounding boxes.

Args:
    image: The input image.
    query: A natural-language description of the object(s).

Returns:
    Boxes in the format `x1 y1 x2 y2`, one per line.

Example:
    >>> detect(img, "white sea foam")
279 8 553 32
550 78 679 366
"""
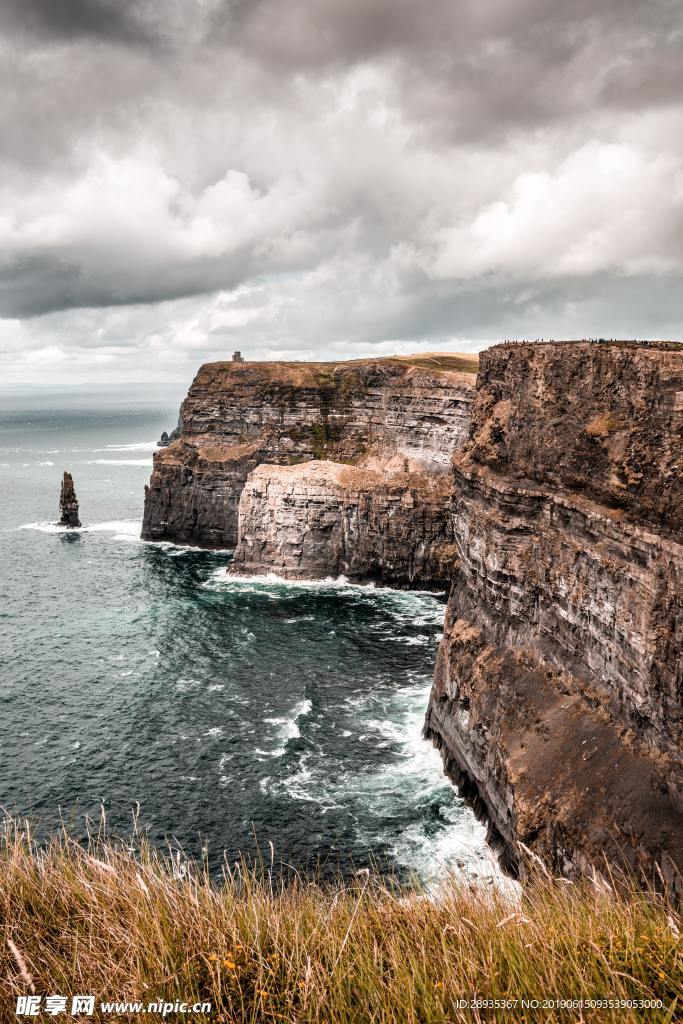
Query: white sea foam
367 686 512 888
409 611 446 626
36 460 54 466
18 519 143 542
268 679 509 887
19 522 66 534
218 752 236 786
16 520 225 553
262 697 312 756
176 678 201 693
206 568 439 598
85 520 142 537
87 458 152 466
392 815 516 895
379 634 432 645
206 569 373 590
153 539 233 555
279 759 317 801
93 441 158 452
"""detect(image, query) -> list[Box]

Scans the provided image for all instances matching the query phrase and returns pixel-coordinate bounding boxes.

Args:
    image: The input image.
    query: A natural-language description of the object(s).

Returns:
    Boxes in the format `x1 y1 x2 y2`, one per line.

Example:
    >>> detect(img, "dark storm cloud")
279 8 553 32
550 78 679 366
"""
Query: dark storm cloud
214 0 683 136
0 246 274 319
0 0 157 45
0 254 206 320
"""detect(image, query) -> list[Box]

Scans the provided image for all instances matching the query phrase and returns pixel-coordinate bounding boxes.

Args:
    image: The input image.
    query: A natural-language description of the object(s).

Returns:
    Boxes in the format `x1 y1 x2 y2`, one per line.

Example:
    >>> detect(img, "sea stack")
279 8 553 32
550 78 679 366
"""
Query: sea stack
59 471 81 528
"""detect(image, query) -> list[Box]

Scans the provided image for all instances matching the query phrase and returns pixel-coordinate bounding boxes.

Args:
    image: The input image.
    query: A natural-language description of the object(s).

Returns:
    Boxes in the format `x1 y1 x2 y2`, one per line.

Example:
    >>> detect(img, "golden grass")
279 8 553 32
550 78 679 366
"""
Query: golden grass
585 413 624 438
200 353 480 388
392 353 481 375
1 819 681 1023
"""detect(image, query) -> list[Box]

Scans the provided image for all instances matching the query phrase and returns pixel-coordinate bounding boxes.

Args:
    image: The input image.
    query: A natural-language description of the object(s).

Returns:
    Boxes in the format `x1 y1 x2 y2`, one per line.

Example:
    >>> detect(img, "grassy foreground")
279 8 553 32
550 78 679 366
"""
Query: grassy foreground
1 821 681 1023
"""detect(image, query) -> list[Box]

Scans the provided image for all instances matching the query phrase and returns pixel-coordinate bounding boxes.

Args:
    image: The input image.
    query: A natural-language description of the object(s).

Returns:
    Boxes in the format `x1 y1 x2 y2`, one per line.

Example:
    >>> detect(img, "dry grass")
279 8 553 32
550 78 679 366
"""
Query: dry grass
1 819 681 1023
393 353 481 375
585 413 624 438
199 353 480 388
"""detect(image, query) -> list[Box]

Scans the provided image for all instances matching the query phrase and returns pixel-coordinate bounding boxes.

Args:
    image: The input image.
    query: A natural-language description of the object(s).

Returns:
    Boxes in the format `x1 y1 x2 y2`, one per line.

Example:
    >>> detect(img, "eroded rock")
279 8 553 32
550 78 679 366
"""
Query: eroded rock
142 358 475 548
231 457 457 587
425 341 683 894
59 471 81 528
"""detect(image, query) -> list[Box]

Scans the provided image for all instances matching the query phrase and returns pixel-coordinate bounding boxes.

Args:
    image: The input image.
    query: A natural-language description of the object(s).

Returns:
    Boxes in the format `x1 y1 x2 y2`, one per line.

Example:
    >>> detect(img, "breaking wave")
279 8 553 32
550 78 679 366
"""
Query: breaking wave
19 519 141 538
262 698 313 757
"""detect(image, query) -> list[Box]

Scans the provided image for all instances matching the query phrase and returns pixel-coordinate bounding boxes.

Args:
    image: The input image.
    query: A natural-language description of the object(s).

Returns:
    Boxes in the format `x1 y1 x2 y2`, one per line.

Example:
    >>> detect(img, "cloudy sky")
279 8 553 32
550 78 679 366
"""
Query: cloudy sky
1 0 683 384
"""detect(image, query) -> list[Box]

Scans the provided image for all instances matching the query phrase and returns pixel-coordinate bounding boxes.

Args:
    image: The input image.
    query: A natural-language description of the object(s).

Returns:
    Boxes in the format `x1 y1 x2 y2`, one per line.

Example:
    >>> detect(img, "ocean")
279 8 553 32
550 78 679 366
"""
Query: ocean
0 387 496 882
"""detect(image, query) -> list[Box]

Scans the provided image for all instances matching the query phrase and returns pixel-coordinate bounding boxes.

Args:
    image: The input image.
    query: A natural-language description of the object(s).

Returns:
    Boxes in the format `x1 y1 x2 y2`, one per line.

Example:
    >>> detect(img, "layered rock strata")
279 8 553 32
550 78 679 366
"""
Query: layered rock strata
468 341 683 534
142 359 475 548
230 458 456 587
59 471 81 528
425 341 683 893
142 340 682 889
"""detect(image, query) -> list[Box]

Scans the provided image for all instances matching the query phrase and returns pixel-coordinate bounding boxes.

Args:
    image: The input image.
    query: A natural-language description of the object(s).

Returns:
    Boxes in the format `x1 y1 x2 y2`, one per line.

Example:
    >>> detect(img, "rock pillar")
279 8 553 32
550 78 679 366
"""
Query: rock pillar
59 471 81 528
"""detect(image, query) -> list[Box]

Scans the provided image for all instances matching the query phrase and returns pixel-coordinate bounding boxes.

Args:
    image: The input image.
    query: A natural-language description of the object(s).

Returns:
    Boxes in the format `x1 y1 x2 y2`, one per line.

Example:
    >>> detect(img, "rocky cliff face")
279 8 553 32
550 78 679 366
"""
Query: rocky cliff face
141 438 266 548
425 342 683 893
142 359 475 548
230 457 456 587
142 341 682 890
468 341 683 534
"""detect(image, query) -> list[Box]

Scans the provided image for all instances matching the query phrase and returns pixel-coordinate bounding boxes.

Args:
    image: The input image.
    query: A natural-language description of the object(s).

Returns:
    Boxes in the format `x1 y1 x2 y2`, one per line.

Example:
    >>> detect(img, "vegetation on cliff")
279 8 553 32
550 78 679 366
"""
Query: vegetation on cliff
2 820 680 1023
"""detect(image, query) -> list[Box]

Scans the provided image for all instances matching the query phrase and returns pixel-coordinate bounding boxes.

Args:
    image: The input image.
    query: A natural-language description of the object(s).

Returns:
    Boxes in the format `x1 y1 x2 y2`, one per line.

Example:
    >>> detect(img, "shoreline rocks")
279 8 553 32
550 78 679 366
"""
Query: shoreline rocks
58 471 81 528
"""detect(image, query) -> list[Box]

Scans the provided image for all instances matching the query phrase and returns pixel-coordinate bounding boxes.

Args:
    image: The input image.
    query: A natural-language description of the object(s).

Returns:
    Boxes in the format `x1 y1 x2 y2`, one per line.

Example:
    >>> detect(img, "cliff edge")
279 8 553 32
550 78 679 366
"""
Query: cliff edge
230 457 457 587
141 357 475 560
425 341 683 894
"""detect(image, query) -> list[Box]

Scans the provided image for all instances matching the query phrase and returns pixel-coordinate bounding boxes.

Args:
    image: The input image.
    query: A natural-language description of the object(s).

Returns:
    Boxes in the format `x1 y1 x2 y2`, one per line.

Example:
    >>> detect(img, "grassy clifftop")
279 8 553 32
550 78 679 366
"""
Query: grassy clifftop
1 822 680 1023
191 352 480 392
393 351 481 374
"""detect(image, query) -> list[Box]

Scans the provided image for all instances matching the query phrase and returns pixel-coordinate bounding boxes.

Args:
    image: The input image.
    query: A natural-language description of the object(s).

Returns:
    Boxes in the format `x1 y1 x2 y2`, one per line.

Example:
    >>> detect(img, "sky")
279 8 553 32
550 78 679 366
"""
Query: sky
1 0 683 385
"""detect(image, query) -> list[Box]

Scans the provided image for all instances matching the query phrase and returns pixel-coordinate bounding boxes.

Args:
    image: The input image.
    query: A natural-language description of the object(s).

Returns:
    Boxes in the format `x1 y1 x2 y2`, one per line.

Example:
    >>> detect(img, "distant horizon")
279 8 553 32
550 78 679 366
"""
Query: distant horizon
1 339 491 388
6 335 683 390
0 379 189 392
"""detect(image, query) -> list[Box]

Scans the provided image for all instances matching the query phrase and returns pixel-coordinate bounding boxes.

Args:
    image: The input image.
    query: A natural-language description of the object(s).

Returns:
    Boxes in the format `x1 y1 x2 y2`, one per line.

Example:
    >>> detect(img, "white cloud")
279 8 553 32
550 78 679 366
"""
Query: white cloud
430 141 683 281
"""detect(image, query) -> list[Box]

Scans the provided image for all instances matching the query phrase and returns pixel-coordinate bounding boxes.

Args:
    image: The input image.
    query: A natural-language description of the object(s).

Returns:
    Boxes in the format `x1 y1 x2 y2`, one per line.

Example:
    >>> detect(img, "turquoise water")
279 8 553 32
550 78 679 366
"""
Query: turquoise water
0 388 495 881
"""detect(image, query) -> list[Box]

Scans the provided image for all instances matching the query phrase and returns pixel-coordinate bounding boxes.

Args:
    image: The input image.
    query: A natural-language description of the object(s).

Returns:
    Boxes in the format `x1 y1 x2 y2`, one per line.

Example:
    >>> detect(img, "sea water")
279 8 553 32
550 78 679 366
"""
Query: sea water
0 387 497 882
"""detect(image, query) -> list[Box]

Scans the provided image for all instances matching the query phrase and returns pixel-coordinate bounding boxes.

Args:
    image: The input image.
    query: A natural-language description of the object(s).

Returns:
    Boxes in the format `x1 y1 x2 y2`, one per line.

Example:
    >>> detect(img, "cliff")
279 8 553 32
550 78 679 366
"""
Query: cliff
468 341 683 534
425 342 683 894
141 341 683 891
142 358 475 548
230 457 456 587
